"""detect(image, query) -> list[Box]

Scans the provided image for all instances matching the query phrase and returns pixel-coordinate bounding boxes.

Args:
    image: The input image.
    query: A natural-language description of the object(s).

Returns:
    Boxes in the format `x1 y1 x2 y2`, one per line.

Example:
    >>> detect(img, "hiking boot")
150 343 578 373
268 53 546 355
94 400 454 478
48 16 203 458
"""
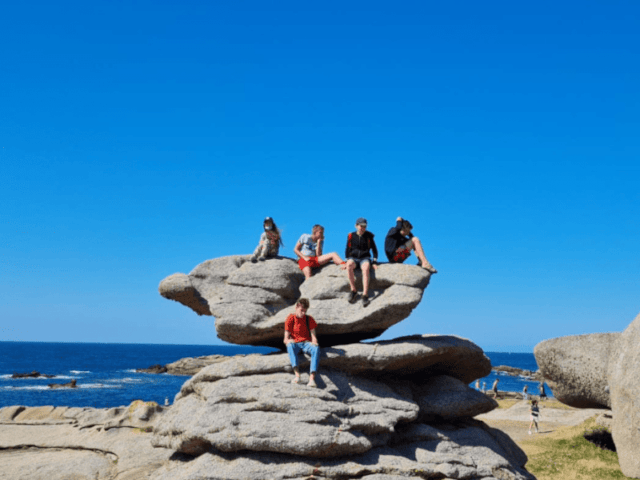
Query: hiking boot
250 254 258 263
362 295 370 307
348 290 358 303
258 256 266 261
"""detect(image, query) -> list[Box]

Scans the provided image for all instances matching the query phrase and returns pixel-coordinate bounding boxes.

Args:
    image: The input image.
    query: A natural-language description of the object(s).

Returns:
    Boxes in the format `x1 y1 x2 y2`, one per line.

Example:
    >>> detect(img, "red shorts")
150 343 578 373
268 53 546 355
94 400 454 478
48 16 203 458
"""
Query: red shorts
392 247 411 263
298 256 320 270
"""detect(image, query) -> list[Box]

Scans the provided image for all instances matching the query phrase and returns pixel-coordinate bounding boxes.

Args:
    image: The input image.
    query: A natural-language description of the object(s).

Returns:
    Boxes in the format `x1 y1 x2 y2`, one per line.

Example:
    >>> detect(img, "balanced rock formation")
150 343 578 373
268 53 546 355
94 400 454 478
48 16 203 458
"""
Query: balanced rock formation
0 401 173 480
534 311 640 479
159 255 432 348
149 336 535 480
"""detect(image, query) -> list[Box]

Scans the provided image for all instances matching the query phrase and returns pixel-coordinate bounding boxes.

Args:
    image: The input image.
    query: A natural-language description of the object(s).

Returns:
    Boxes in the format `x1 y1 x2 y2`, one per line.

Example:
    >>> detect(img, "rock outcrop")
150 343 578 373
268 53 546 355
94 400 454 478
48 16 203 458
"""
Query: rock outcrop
159 255 432 348
534 333 616 409
147 336 535 480
0 401 173 480
534 311 640 479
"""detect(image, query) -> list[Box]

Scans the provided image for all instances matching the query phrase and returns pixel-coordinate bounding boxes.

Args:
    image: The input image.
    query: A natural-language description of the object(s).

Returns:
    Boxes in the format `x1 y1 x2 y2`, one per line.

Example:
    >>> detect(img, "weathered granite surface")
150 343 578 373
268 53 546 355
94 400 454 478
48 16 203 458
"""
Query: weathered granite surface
159 255 432 348
152 336 495 459
0 401 173 480
151 419 534 480
534 332 616 409
608 312 640 478
534 310 640 479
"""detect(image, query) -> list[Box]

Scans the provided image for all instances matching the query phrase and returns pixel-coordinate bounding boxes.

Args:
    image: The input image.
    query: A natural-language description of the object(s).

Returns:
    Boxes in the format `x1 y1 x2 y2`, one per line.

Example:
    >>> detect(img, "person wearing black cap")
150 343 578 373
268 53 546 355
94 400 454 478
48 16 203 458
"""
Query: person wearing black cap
384 217 437 273
345 217 378 307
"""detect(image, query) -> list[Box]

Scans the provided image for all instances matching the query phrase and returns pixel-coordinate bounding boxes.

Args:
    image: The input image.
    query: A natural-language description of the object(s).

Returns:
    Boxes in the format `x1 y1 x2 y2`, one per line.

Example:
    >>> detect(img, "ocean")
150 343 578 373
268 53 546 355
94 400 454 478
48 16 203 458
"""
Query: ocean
0 342 550 408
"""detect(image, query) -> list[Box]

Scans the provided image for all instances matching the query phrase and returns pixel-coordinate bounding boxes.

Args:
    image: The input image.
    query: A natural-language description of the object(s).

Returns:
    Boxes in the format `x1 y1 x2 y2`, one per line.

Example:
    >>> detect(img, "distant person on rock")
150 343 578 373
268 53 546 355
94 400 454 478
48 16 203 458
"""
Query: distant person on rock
251 217 283 262
528 399 541 434
523 384 529 400
284 298 319 388
384 217 437 273
482 381 487 393
345 218 379 307
491 378 500 399
475 380 480 391
294 225 347 279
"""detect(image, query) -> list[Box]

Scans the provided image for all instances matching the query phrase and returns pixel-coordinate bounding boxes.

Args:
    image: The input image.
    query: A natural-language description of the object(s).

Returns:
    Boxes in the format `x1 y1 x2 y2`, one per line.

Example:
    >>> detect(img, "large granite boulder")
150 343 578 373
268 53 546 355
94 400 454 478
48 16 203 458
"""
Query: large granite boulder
534 310 640 479
608 312 640 478
534 332 616 409
159 255 432 348
152 336 495 458
150 420 534 480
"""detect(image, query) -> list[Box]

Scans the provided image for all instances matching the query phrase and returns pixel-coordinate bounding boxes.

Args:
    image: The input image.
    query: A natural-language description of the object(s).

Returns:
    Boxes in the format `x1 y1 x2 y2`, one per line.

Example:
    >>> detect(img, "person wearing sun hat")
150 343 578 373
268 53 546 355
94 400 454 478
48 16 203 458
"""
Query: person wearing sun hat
345 217 378 307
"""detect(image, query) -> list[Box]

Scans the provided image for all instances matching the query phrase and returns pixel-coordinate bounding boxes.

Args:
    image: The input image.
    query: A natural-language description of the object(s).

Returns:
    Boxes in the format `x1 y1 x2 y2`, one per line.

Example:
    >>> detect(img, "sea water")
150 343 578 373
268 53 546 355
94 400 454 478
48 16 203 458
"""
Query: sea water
0 342 550 408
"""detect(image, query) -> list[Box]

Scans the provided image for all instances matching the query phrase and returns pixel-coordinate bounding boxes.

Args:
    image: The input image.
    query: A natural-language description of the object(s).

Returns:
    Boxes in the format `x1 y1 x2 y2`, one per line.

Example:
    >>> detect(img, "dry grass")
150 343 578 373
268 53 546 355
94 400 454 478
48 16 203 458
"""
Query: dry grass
519 417 632 480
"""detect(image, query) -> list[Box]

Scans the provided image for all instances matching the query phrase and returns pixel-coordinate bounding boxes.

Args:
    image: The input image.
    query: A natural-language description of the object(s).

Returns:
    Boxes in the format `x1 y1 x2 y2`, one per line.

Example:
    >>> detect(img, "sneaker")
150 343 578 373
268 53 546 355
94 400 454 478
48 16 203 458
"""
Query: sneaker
250 255 258 263
362 295 370 307
258 256 266 261
307 378 317 388
348 290 358 303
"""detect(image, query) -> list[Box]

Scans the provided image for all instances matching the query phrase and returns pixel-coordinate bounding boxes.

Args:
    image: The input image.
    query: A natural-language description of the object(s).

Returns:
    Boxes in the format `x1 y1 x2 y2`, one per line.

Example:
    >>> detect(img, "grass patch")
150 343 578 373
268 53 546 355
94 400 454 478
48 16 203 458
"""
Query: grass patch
522 418 632 480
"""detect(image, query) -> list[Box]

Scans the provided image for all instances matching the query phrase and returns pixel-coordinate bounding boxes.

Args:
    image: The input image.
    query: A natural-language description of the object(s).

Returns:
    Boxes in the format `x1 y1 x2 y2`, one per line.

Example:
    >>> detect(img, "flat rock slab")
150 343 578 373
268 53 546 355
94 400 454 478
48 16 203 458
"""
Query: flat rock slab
159 255 432 348
150 421 534 480
0 401 174 480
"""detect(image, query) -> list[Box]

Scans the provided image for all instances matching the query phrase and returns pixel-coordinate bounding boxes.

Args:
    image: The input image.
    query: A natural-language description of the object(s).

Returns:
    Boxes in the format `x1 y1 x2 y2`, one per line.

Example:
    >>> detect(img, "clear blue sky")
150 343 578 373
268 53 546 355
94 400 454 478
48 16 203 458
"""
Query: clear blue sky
1 1 638 352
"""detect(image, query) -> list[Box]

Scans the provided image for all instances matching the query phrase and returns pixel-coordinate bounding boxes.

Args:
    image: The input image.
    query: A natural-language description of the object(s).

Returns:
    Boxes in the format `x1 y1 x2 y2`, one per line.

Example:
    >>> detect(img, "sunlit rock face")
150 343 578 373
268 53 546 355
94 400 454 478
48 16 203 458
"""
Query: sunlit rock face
159 255 432 348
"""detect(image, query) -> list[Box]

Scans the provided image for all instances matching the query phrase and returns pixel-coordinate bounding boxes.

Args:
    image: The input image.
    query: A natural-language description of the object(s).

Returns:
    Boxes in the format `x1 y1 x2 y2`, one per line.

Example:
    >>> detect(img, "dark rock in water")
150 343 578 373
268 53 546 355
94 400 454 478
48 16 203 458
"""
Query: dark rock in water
493 365 542 381
137 364 168 374
48 379 77 389
12 371 55 379
159 255 433 348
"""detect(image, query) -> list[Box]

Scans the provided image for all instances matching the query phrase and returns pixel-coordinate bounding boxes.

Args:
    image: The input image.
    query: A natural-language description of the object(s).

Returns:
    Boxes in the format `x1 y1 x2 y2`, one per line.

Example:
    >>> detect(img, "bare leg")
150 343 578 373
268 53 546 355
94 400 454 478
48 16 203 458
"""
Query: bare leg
346 260 357 292
362 261 370 296
318 252 346 268
302 266 312 279
412 236 437 273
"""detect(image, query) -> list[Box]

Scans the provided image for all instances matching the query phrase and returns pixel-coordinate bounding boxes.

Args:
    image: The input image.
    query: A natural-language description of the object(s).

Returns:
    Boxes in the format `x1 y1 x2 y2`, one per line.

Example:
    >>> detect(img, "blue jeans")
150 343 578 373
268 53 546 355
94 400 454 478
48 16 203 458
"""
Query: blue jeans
287 342 320 373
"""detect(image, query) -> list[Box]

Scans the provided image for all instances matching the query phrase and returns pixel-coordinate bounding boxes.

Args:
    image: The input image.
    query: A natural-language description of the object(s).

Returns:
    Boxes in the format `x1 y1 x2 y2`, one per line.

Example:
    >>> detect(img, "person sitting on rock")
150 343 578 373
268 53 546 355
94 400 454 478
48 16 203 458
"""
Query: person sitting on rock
384 217 437 273
284 298 319 388
294 224 346 279
345 217 379 307
251 216 283 262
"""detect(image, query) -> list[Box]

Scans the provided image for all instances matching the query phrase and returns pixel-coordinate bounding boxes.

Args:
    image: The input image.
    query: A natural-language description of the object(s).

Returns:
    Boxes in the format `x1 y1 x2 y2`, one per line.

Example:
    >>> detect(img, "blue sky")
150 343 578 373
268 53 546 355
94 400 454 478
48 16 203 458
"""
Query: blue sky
1 1 638 352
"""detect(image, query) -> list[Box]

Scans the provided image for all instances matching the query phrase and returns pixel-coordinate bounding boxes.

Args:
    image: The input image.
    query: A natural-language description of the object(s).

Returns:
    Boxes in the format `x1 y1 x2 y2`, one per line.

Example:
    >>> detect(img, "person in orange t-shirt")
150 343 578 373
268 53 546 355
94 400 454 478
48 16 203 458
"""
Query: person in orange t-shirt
284 298 319 388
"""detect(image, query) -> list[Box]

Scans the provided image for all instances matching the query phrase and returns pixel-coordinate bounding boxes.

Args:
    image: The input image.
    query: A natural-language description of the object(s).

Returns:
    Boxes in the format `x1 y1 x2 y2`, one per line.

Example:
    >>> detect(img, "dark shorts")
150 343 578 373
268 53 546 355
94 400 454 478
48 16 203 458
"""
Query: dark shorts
298 257 320 270
392 247 411 263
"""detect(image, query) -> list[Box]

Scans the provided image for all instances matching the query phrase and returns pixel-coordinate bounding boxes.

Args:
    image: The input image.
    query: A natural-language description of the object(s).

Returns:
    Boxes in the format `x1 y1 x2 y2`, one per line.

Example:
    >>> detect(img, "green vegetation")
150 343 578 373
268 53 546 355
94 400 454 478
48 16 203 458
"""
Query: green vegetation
523 418 632 480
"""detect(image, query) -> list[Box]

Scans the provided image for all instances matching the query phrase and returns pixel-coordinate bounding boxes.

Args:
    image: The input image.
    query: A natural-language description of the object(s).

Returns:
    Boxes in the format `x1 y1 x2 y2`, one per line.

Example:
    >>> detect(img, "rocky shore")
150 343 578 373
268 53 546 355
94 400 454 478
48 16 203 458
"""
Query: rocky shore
2 255 540 479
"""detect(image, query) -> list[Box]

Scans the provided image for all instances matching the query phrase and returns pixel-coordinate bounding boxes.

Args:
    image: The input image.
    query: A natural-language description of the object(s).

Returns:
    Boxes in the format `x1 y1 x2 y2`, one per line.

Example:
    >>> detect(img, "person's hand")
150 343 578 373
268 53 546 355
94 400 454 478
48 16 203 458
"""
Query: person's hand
397 216 402 222
340 263 347 270
311 341 318 346
303 256 310 261
373 263 379 270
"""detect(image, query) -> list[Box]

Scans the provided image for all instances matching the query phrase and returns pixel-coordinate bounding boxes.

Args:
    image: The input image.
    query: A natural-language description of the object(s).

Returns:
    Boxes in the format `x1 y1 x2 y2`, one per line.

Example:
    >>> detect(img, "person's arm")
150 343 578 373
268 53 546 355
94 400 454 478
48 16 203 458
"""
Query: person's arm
370 234 379 269
345 234 351 260
310 328 318 346
316 238 323 257
284 330 293 345
294 240 309 261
